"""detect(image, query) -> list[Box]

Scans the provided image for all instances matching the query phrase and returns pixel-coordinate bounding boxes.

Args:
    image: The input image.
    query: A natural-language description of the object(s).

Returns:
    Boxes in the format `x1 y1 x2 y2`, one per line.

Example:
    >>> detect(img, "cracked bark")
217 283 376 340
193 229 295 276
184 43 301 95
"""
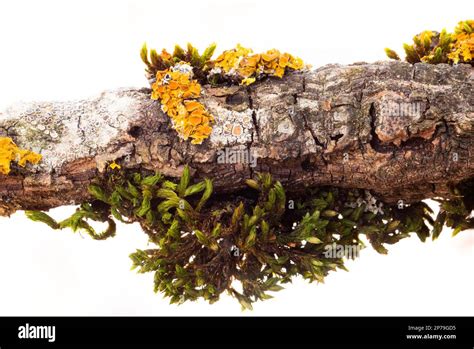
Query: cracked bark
0 61 473 216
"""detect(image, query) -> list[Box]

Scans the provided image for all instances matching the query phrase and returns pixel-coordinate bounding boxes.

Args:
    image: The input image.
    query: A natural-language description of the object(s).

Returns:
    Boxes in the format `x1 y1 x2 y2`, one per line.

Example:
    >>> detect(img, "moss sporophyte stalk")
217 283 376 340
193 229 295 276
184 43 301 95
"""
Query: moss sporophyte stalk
3 20 473 308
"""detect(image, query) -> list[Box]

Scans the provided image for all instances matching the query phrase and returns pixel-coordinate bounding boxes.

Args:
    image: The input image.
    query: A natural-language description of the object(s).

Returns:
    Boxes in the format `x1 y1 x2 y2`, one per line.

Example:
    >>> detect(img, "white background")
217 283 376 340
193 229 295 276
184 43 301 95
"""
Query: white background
0 0 472 315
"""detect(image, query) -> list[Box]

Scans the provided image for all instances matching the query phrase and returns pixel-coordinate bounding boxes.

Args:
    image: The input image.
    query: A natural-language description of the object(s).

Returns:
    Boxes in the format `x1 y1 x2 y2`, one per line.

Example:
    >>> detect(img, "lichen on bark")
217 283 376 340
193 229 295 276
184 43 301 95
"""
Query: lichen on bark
0 61 473 213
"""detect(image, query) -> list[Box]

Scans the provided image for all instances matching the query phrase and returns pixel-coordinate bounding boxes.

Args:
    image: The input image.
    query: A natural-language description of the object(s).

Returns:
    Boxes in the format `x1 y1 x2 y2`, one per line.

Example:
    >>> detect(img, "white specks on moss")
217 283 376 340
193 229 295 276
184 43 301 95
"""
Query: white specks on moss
346 190 384 215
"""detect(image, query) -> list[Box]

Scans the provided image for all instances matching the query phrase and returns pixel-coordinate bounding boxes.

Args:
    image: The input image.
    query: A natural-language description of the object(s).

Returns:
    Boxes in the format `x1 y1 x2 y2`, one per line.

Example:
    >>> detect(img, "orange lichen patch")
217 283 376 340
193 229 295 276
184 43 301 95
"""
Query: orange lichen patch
238 49 304 81
448 20 474 64
240 77 256 86
184 100 202 112
188 113 203 126
214 44 253 72
213 45 305 84
261 49 280 62
152 66 214 144
231 124 243 137
449 34 474 63
257 51 299 78
0 137 42 175
109 161 121 170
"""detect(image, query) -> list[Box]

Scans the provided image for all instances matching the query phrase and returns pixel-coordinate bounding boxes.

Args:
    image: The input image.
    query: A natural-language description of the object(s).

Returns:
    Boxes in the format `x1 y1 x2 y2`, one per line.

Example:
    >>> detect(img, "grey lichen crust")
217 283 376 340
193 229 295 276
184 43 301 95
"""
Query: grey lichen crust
0 88 149 173
0 61 473 215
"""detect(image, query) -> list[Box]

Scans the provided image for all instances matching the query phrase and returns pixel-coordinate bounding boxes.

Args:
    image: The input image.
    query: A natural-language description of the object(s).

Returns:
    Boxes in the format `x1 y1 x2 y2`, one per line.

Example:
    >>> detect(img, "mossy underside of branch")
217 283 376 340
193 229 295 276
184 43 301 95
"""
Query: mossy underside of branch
26 167 474 309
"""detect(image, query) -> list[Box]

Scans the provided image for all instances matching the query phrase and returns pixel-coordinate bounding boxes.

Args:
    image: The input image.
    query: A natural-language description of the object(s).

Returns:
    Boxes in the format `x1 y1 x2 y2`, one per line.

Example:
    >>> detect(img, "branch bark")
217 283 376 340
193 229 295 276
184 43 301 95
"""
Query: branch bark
1 61 473 216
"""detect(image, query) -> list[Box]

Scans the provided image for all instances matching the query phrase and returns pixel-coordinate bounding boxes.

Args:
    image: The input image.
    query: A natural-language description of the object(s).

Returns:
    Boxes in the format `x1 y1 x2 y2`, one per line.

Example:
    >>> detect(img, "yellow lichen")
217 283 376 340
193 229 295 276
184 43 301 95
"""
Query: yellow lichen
386 19 473 65
152 65 214 145
214 44 253 73
214 45 305 84
448 20 474 64
240 77 256 86
0 137 42 175
143 43 306 144
109 161 121 170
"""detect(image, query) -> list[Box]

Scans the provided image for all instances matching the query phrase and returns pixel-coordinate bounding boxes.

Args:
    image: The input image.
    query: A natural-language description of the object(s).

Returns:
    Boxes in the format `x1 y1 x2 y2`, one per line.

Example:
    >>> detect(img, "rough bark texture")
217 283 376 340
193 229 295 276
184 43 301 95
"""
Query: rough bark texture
0 61 473 216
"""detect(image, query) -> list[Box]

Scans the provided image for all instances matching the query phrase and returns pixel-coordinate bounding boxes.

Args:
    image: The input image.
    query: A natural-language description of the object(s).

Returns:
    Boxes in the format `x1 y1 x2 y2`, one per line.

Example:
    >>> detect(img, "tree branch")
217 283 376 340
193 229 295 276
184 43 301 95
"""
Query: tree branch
0 61 473 216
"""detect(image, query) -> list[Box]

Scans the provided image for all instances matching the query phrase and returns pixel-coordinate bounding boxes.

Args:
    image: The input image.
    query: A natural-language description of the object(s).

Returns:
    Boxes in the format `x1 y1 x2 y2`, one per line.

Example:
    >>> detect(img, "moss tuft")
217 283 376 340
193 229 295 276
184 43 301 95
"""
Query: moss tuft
386 19 473 65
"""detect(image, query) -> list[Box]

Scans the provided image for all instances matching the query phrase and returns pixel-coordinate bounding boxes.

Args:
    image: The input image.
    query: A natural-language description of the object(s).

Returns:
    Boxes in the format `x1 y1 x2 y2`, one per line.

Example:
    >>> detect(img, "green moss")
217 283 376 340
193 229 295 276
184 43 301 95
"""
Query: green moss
140 42 216 81
385 19 473 65
25 165 474 309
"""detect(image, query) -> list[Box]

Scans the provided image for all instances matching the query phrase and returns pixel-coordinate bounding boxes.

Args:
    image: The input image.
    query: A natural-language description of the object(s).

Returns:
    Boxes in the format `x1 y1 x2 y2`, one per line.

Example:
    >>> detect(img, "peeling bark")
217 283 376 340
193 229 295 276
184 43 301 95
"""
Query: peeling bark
0 61 473 216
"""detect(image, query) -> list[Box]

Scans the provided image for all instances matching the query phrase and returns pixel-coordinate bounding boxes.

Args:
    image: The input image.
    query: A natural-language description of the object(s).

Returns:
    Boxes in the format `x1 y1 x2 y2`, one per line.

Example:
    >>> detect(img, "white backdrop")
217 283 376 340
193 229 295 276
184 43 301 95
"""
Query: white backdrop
0 0 472 315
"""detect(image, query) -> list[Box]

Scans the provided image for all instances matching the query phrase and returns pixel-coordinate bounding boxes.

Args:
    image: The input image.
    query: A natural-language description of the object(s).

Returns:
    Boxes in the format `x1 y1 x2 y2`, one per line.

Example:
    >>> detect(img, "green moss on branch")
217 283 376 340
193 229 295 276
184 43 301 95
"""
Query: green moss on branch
25 166 474 309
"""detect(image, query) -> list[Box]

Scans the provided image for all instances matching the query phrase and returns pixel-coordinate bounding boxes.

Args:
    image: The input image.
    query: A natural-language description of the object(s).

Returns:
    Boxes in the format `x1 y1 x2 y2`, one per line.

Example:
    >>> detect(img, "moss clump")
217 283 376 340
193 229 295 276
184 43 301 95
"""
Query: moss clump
26 166 474 309
141 43 305 144
141 43 217 82
0 137 42 175
385 19 473 65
